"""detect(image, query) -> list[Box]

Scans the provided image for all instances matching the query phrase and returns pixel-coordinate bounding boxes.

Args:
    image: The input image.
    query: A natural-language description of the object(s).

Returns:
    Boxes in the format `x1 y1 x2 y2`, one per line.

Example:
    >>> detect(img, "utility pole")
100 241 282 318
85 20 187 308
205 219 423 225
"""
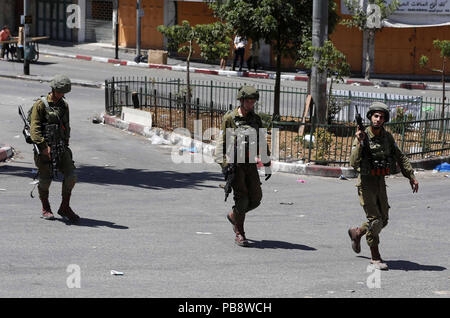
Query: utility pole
311 0 328 124
113 0 119 59
135 0 142 63
23 0 30 75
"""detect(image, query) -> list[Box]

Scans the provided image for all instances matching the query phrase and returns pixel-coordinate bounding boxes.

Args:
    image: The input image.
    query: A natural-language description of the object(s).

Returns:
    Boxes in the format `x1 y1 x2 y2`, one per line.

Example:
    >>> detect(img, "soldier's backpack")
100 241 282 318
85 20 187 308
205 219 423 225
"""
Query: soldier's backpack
26 96 53 123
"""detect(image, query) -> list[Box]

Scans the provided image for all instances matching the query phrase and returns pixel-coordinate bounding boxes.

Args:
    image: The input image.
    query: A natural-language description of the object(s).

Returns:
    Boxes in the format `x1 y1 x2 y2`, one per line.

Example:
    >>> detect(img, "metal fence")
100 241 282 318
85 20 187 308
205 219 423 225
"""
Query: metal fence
105 76 450 166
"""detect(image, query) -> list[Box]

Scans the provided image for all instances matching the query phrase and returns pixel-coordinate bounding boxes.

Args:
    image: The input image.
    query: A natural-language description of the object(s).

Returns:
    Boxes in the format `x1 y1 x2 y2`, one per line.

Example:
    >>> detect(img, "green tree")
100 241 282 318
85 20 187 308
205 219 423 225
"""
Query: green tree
419 39 450 137
158 21 231 106
298 40 351 124
341 0 399 80
210 0 339 119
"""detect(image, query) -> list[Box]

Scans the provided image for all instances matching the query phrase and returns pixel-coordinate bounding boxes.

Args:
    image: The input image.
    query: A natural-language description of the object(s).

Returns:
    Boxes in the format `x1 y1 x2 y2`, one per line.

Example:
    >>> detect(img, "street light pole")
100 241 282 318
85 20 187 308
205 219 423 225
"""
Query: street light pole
135 0 142 63
23 0 30 75
114 0 119 60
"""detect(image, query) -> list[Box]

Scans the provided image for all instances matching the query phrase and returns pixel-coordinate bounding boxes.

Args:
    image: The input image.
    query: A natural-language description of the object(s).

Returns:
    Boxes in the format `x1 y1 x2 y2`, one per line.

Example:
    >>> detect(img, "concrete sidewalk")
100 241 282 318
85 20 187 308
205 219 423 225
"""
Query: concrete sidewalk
37 41 449 92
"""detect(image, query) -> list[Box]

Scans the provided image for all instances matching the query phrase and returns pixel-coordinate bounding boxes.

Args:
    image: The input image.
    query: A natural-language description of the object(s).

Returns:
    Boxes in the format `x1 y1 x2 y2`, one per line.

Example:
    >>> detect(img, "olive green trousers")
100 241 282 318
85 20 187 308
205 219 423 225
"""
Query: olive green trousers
34 148 77 199
231 163 262 215
357 175 390 247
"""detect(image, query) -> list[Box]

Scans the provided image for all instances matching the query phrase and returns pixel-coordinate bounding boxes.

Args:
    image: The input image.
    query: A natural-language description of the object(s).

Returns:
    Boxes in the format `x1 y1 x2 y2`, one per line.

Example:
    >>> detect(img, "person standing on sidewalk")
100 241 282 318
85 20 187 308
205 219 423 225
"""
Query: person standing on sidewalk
215 85 271 247
30 74 80 222
232 35 247 72
0 25 11 60
348 102 419 270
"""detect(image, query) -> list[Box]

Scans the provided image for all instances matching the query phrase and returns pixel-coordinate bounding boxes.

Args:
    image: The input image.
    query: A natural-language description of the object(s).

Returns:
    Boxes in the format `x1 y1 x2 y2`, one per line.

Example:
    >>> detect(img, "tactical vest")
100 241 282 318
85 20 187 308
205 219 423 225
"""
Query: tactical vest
227 110 263 164
360 130 398 176
29 96 69 141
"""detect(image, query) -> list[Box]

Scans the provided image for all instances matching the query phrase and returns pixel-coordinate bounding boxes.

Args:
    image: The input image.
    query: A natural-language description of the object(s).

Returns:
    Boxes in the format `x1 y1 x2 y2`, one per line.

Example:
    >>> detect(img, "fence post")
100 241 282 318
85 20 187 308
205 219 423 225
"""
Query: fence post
210 100 214 131
105 80 109 113
196 97 200 120
125 85 129 107
145 76 148 108
139 87 143 110
111 77 116 115
169 92 172 127
421 112 429 159
183 96 187 129
154 89 158 126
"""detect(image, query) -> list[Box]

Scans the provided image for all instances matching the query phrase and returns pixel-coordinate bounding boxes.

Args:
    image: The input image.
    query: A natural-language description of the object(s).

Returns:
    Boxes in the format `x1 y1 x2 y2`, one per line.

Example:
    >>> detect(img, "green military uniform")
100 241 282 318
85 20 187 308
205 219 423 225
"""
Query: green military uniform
215 85 270 247
350 126 416 247
30 93 77 199
215 107 266 215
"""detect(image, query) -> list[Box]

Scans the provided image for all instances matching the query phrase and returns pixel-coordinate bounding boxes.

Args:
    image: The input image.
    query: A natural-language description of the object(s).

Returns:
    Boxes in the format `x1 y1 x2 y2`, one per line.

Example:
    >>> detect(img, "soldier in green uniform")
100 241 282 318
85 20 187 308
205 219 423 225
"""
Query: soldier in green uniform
348 102 419 270
215 85 271 247
30 74 80 222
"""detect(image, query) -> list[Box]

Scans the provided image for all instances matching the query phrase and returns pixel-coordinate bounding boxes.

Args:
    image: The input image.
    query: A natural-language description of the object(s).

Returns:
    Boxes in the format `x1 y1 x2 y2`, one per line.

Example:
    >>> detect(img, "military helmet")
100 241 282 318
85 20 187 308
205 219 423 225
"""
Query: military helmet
50 74 71 93
237 85 259 101
367 102 390 122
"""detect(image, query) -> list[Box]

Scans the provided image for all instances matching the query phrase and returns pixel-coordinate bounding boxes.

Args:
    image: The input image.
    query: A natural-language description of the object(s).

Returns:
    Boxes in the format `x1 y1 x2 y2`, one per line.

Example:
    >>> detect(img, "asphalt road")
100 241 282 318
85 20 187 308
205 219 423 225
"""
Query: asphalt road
0 77 449 298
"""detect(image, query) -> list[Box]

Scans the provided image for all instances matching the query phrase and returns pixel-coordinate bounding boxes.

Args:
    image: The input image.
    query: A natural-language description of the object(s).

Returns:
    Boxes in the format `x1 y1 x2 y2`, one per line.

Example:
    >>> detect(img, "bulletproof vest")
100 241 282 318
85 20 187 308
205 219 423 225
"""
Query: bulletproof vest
32 96 68 141
361 131 397 176
229 110 262 164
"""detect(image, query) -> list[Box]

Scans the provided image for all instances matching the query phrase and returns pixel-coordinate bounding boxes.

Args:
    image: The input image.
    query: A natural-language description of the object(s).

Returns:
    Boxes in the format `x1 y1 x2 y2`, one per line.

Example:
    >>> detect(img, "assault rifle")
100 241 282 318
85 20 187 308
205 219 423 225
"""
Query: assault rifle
18 105 40 155
223 163 236 202
355 105 366 147
44 124 66 179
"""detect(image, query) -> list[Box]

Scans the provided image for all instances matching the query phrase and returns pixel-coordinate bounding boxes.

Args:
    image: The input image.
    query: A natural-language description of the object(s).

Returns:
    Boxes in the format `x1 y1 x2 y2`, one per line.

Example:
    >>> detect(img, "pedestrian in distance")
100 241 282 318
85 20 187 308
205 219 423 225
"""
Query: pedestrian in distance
30 74 80 222
0 25 12 60
232 35 247 72
246 40 260 72
215 85 272 247
348 102 419 270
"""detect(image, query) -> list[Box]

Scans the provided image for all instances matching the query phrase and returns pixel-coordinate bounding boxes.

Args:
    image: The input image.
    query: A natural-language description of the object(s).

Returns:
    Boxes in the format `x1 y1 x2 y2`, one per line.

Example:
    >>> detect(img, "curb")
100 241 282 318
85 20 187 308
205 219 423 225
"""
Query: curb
39 49 448 91
0 146 14 162
102 113 357 179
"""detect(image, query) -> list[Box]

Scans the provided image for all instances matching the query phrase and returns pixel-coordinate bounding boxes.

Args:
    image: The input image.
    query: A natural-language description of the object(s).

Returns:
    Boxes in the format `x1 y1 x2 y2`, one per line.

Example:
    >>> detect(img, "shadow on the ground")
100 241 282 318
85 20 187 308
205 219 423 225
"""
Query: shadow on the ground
357 256 446 271
247 239 317 251
56 217 128 229
0 164 222 190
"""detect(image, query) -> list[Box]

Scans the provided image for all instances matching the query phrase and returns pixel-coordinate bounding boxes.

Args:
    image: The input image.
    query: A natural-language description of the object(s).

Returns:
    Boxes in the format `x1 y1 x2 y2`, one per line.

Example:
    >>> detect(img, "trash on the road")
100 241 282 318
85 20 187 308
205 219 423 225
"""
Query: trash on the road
297 179 306 183
280 202 294 205
196 232 212 235
351 82 361 86
14 135 20 138
433 162 450 172
274 189 278 192
296 215 305 218
339 175 348 180
0 188 6 191
110 270 124 276
150 135 169 145
348 290 356 293
92 115 102 124
179 147 198 154
29 180 39 185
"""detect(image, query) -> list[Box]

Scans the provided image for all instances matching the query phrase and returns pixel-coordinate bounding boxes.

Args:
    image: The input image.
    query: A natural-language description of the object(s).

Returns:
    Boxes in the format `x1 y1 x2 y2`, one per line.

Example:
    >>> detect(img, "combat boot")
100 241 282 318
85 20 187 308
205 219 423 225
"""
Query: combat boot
370 245 388 270
348 227 366 254
40 197 55 220
57 194 80 222
234 213 249 247
226 210 237 233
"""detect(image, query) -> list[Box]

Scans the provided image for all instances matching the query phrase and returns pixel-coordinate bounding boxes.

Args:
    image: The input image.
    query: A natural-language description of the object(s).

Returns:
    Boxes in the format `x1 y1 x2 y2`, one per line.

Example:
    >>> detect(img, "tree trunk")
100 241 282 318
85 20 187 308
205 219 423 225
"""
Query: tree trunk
363 29 375 80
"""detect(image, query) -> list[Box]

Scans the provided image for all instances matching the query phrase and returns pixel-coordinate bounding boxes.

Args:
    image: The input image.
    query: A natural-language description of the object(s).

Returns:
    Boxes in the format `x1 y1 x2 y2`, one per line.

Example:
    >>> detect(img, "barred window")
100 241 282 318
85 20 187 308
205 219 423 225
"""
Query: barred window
91 0 113 21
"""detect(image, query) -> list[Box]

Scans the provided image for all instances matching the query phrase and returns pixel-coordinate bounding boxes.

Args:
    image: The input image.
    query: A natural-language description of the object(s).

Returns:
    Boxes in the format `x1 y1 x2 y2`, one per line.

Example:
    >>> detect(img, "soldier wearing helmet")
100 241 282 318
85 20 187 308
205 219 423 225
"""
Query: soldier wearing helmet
30 74 80 222
348 102 419 270
215 85 271 247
